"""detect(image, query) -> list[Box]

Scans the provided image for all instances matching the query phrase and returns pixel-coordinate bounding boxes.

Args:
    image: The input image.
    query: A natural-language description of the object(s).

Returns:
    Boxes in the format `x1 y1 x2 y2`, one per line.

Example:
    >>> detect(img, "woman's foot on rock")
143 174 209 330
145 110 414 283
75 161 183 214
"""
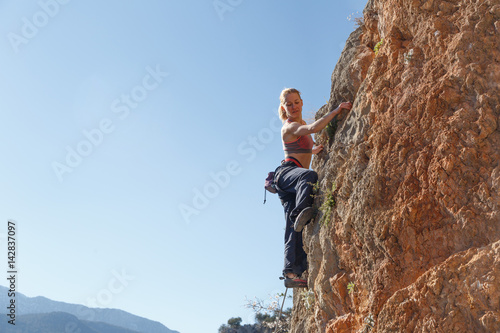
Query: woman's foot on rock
294 207 314 232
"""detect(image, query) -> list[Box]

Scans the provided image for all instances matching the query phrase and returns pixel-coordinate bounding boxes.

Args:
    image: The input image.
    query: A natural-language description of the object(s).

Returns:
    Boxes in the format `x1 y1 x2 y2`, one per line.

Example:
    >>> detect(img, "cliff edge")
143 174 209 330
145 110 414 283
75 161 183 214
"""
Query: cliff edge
294 0 500 332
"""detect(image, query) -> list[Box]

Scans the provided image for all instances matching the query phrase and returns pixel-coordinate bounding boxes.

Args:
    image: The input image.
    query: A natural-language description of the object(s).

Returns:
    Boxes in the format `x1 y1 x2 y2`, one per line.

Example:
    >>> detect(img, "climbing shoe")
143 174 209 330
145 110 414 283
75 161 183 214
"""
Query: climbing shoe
294 207 314 232
284 277 308 288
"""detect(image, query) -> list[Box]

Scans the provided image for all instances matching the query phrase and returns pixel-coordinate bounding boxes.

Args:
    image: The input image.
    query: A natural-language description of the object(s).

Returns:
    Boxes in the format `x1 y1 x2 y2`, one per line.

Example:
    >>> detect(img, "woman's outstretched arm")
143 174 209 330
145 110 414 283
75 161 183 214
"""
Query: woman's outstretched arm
285 102 352 137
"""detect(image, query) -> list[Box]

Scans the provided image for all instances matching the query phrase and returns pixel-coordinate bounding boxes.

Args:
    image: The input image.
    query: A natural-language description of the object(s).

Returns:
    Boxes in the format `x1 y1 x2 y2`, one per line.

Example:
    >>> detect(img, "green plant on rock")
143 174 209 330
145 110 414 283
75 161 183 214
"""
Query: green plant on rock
309 181 320 198
326 116 338 143
319 183 337 226
374 38 384 55
347 282 355 294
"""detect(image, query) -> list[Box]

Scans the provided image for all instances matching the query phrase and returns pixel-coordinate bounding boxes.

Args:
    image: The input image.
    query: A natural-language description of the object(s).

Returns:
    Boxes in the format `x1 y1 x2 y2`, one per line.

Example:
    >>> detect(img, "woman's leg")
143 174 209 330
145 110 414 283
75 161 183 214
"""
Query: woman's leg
280 191 299 276
277 167 318 222
277 166 317 277
283 206 308 277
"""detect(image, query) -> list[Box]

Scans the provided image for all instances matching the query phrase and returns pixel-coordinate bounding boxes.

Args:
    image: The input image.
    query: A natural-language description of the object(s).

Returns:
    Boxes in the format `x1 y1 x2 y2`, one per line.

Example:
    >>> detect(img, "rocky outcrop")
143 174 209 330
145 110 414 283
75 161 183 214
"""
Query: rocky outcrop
294 0 500 332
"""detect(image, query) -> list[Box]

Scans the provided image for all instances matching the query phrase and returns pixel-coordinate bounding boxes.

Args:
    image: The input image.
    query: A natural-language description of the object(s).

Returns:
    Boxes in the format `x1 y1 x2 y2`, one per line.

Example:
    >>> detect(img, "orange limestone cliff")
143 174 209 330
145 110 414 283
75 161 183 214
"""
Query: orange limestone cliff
292 0 500 332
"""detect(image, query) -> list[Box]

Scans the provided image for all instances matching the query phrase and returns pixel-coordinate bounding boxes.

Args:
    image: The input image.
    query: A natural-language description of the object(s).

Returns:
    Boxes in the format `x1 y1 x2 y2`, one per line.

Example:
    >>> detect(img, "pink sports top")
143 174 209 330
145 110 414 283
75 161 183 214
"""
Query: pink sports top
283 120 314 153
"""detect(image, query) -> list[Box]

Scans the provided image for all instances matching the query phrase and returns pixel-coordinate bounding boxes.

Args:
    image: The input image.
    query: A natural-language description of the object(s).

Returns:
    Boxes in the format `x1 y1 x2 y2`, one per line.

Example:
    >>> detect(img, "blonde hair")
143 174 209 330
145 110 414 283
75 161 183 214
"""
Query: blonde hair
279 88 302 121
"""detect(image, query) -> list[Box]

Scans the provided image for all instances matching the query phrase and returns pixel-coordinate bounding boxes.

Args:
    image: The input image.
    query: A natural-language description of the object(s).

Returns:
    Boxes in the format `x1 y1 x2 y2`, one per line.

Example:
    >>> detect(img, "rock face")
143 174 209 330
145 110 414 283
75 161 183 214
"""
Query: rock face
294 0 500 332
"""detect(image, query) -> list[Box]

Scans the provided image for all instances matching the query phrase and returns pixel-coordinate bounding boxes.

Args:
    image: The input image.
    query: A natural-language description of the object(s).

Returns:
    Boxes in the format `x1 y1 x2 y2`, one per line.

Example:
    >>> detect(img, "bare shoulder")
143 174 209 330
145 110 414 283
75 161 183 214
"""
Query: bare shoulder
282 120 301 141
282 120 300 134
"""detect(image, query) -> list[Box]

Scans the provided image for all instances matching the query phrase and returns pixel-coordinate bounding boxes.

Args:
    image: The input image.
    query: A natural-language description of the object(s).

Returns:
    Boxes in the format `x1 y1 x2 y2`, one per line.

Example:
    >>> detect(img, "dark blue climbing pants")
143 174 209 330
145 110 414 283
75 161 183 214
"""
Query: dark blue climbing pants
274 158 318 277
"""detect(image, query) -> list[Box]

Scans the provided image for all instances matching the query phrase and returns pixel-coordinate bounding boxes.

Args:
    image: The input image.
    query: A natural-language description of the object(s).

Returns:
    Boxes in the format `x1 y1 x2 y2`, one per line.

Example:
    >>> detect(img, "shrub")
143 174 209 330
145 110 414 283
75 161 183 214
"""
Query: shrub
374 39 384 55
319 183 337 226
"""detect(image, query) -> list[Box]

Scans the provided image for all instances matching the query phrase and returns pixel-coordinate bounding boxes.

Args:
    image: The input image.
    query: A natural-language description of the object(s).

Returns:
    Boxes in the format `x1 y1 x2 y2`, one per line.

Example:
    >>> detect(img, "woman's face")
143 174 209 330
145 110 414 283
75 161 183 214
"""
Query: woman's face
282 93 303 119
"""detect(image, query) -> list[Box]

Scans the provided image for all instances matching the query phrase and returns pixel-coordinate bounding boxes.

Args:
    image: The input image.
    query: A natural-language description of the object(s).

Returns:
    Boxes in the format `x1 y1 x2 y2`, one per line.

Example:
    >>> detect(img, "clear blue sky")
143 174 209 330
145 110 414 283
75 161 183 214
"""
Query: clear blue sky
0 1 366 332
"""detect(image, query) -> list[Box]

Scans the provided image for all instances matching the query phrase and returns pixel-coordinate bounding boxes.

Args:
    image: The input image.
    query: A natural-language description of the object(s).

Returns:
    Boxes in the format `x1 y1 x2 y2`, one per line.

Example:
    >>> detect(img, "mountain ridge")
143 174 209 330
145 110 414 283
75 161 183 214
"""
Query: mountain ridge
0 311 147 333
0 286 179 333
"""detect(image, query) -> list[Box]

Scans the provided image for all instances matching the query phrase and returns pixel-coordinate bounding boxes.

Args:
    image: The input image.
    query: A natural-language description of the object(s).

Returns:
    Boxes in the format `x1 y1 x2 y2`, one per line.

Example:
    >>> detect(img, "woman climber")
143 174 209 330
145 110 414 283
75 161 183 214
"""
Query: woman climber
273 88 352 288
